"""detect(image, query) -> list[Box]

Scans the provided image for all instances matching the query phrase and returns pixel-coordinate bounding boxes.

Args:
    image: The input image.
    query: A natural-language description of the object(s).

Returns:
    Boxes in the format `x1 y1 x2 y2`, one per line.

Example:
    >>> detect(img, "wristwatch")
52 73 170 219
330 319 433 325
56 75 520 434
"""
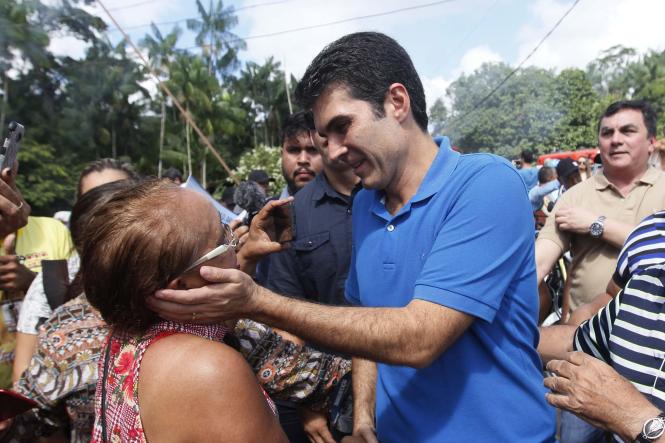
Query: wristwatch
636 413 665 442
589 215 606 238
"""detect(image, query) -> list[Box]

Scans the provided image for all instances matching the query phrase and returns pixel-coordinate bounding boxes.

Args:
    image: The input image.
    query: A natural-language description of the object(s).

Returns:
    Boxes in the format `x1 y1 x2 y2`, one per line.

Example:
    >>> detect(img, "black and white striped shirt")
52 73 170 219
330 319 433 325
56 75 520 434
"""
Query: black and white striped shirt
575 263 665 414
613 211 665 288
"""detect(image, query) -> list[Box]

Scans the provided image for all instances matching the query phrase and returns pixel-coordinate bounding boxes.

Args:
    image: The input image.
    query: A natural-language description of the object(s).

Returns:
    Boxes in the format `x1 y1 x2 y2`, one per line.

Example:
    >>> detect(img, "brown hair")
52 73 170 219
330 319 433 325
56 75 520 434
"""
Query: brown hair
65 179 138 303
81 179 207 334
77 158 140 197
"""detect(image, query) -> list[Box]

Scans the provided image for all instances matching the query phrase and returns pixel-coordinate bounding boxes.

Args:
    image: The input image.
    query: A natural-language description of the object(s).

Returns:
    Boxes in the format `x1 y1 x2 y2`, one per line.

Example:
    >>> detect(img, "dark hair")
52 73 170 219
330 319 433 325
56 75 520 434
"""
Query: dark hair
598 100 658 138
81 179 206 333
281 111 314 143
162 167 183 182
537 166 556 185
520 149 535 164
66 179 138 303
295 32 428 132
77 158 139 197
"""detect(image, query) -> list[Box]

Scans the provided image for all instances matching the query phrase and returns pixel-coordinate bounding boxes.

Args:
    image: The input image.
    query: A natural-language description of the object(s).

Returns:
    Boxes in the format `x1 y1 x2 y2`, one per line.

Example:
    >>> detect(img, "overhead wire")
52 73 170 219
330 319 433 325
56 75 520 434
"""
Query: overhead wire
106 0 291 32
108 0 159 12
185 0 460 48
446 0 583 130
95 0 239 183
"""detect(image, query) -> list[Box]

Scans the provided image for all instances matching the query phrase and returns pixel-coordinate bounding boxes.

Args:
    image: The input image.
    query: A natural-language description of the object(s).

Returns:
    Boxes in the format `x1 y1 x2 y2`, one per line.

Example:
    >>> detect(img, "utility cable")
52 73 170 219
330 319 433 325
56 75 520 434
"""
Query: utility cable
96 0 239 183
446 0 582 130
111 0 459 37
107 0 291 32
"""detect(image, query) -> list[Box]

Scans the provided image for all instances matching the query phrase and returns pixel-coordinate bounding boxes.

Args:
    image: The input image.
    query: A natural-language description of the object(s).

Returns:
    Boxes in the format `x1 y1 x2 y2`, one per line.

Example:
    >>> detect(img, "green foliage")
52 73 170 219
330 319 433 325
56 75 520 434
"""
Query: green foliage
232 144 285 195
4 0 665 213
15 141 75 215
428 98 448 136
233 57 297 148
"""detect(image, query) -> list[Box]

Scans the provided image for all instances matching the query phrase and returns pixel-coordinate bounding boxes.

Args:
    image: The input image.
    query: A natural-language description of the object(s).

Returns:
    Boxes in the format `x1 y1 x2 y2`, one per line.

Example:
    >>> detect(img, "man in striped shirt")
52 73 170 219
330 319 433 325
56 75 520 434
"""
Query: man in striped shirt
539 262 665 442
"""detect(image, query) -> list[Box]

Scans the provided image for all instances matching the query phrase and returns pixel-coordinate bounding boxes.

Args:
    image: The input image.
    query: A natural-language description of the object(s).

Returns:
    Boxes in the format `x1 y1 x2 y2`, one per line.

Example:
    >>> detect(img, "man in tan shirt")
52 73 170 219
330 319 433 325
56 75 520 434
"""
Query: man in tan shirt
536 100 665 312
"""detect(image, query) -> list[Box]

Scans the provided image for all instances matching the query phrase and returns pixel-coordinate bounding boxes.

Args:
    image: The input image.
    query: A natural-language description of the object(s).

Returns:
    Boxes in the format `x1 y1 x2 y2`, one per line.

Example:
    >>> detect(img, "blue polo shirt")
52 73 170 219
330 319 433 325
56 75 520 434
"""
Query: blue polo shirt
345 138 555 442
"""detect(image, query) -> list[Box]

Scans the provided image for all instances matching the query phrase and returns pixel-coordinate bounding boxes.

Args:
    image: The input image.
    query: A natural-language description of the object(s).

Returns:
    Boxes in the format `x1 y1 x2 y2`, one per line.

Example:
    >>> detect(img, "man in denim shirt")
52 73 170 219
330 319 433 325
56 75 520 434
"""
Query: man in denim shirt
267 130 360 308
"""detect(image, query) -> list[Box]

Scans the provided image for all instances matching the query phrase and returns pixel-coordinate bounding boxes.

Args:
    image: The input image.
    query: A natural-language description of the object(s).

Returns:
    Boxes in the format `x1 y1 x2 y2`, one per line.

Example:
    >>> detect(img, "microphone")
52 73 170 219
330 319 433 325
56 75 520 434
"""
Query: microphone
233 181 267 224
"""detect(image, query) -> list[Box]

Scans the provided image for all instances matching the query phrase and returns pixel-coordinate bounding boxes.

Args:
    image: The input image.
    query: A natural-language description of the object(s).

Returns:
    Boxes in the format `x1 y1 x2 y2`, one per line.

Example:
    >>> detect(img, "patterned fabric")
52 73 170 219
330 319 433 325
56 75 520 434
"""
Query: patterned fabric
236 319 350 410
8 294 106 443
7 313 349 442
17 254 80 335
91 321 241 443
0 216 74 388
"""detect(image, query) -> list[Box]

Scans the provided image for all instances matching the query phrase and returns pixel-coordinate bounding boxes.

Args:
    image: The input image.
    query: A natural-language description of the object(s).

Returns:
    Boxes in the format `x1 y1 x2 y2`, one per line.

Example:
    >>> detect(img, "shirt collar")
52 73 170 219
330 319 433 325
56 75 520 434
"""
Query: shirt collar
410 136 459 203
594 167 660 190
371 136 459 219
310 172 350 203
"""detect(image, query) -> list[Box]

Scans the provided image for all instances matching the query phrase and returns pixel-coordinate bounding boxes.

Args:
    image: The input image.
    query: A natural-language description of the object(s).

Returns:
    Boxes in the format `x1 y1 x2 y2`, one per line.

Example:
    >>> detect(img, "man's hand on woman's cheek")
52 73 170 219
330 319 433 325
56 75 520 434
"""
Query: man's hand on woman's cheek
148 266 259 323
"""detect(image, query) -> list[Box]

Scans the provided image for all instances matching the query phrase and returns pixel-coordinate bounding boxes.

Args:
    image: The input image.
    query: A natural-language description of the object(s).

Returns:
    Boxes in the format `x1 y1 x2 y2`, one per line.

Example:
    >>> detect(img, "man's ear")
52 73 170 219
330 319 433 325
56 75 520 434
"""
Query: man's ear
385 83 410 124
166 277 188 290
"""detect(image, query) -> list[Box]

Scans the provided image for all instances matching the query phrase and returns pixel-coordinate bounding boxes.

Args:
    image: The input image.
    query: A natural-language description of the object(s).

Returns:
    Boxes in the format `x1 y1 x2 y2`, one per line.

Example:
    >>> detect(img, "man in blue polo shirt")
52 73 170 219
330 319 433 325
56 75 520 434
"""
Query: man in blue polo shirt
150 32 555 442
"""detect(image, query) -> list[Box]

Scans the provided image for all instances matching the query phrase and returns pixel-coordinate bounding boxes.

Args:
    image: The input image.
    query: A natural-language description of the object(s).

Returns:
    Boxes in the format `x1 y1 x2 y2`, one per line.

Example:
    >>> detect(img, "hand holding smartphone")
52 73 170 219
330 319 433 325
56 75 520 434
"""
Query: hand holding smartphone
1 122 24 175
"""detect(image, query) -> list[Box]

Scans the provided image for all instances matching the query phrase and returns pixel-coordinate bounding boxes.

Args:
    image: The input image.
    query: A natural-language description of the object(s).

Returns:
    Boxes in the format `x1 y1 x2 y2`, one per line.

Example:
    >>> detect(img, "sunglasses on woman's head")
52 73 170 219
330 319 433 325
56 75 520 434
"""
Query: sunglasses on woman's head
182 221 237 274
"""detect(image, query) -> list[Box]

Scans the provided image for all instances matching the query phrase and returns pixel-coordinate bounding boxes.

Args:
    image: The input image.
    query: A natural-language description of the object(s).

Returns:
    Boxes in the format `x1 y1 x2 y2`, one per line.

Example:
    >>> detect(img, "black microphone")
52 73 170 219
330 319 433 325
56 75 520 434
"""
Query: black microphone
233 181 267 224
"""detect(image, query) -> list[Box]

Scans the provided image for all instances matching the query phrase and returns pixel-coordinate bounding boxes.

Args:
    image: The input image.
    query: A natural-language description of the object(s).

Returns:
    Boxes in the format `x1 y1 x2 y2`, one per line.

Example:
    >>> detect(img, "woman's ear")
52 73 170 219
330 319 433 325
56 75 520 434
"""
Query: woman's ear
166 277 189 290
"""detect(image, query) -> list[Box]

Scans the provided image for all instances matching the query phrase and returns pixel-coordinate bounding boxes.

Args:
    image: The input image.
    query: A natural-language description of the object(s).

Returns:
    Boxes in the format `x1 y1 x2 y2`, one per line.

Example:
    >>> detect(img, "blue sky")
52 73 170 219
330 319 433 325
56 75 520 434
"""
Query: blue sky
51 0 665 107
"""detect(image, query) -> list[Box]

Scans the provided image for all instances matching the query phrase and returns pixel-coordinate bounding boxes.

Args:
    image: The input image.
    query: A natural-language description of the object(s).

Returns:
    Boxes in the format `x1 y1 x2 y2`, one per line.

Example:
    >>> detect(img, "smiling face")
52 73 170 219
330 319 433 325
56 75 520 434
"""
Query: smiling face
312 86 405 191
598 109 655 178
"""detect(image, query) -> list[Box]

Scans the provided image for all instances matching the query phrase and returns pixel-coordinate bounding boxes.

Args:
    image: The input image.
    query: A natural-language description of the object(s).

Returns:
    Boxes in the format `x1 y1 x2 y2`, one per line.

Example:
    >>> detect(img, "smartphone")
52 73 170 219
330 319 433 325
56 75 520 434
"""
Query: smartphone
0 121 25 174
272 203 293 244
0 389 38 421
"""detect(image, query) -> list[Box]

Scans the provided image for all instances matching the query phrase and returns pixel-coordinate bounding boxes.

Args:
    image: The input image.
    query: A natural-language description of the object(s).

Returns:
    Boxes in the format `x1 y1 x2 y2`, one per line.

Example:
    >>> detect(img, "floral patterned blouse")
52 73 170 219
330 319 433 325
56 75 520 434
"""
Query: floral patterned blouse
90 321 277 443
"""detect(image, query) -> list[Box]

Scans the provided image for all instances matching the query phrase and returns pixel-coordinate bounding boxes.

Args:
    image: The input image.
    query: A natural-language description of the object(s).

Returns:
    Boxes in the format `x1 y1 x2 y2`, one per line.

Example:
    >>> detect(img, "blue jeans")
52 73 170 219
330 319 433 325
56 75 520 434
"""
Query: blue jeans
560 410 607 443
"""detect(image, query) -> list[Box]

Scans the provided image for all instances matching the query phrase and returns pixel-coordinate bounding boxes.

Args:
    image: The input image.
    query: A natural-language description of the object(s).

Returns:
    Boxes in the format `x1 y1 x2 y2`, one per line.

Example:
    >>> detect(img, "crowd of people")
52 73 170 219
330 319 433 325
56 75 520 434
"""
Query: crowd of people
1 30 665 443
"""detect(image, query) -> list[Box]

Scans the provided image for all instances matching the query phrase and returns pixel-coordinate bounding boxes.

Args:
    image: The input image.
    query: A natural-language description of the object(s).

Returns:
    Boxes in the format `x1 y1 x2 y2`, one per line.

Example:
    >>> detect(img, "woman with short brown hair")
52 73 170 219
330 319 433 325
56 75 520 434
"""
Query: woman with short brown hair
84 180 287 443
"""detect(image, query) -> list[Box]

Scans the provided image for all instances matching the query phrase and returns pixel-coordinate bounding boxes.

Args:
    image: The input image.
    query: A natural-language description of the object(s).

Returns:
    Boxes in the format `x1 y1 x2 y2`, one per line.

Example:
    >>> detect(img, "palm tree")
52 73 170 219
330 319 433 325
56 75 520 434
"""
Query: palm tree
141 24 181 177
186 0 246 77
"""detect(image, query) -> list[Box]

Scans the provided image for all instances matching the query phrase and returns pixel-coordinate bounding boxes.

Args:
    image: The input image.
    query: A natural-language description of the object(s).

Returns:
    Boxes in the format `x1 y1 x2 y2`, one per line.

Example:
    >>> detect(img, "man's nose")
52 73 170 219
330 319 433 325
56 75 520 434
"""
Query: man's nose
611 130 622 145
296 149 310 164
327 138 347 161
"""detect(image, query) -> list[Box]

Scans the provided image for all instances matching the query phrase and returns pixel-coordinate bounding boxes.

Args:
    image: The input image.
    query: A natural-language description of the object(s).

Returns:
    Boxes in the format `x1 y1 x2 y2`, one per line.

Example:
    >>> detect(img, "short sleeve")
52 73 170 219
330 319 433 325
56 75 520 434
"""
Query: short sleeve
537 190 573 252
612 242 632 289
413 162 534 322
573 291 620 363
54 220 74 260
17 255 79 334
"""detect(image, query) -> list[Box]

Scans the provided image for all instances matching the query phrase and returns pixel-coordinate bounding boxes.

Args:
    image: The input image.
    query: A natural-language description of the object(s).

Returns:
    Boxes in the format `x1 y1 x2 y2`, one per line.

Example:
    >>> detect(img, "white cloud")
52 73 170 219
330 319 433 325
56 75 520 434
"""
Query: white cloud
238 0 465 79
457 45 502 75
421 45 501 104
516 0 665 71
48 35 89 59
422 75 452 107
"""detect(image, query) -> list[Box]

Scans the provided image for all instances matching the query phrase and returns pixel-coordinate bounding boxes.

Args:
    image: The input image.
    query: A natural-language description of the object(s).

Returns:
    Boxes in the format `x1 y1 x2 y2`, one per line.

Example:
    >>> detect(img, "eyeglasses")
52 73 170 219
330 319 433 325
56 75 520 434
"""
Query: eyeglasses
182 221 237 274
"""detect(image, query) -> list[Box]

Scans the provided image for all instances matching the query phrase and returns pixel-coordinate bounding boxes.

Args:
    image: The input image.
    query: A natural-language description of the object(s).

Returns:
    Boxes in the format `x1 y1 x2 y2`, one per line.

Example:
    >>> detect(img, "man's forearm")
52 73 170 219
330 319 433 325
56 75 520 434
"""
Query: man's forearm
535 238 564 284
601 218 634 249
352 358 376 432
615 402 664 443
249 287 473 367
